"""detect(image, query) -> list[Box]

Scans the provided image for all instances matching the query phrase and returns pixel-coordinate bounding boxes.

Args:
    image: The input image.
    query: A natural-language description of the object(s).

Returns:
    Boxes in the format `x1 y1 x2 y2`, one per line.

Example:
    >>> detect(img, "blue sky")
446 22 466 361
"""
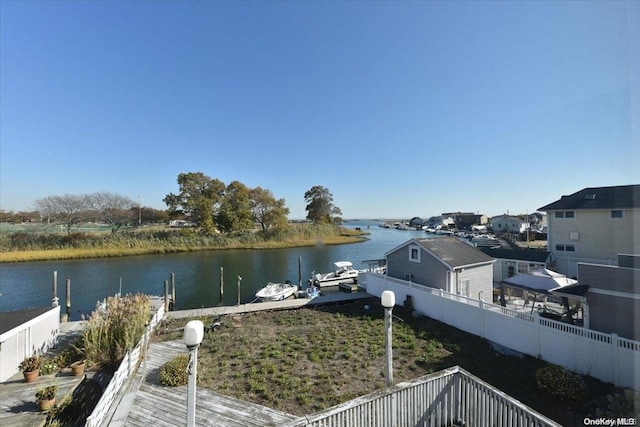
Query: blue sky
1 1 638 220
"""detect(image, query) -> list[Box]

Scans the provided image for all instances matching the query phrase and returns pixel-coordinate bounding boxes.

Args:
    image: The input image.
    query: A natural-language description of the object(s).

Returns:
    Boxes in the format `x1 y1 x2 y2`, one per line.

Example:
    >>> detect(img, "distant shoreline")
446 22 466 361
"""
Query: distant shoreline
0 235 367 263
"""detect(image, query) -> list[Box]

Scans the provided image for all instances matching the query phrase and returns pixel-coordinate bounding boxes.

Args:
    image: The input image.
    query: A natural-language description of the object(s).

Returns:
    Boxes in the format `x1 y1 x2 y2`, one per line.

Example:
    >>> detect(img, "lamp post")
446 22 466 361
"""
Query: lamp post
381 290 395 388
183 320 204 427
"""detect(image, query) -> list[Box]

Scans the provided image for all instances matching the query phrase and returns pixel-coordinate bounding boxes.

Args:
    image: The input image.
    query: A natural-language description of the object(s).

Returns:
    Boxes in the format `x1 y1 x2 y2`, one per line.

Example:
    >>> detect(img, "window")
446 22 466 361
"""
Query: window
555 243 576 252
611 210 623 219
555 211 575 219
409 245 420 263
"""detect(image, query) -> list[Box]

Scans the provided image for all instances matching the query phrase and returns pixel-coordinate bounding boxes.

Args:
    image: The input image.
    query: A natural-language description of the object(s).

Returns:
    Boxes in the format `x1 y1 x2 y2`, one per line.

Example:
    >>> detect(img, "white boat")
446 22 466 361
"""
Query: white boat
471 234 501 248
311 261 359 287
255 281 298 301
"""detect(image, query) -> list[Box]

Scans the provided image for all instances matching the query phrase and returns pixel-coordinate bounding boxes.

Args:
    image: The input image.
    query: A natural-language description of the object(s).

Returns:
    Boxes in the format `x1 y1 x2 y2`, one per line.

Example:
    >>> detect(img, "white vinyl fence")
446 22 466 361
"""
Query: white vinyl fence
281 366 560 427
366 273 640 391
85 302 166 427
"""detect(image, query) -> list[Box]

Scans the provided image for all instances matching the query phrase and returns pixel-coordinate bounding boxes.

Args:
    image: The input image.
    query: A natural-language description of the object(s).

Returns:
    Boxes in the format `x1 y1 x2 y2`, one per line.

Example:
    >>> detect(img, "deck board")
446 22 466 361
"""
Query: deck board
121 341 300 427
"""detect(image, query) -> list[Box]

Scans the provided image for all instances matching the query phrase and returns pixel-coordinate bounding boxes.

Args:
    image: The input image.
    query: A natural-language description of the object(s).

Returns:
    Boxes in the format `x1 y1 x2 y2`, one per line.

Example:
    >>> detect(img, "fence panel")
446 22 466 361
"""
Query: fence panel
365 273 640 390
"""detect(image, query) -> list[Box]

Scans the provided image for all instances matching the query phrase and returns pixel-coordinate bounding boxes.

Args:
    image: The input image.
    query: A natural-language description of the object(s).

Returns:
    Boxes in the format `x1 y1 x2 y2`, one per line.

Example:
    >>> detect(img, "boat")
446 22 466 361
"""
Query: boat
471 234 501 248
310 261 359 287
255 281 298 301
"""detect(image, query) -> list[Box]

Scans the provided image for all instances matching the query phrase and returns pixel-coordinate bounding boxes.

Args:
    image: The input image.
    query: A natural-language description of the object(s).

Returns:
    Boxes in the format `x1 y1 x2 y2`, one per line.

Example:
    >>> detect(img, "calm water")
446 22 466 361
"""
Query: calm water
0 221 431 319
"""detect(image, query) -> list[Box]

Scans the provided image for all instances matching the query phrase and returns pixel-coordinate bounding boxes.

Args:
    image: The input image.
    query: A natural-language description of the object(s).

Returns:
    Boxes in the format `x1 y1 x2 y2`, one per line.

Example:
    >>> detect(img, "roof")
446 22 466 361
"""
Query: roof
0 306 53 335
538 185 640 211
480 248 551 263
413 237 494 269
501 269 578 294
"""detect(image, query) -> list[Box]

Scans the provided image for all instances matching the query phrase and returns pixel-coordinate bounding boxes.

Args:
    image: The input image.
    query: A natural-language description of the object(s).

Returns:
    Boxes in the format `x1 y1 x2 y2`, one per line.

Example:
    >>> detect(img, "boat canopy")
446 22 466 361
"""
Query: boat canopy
334 261 353 269
501 269 577 294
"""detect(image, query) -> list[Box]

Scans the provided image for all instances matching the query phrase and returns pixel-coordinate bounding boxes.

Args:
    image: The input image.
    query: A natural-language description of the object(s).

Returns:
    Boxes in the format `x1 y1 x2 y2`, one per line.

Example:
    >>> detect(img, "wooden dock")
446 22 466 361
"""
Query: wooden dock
167 291 374 320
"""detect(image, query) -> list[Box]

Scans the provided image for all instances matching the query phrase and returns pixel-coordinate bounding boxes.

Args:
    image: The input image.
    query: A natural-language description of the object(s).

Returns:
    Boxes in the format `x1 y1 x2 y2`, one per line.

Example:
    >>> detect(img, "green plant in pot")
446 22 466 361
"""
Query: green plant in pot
19 355 42 383
35 384 58 411
70 360 86 377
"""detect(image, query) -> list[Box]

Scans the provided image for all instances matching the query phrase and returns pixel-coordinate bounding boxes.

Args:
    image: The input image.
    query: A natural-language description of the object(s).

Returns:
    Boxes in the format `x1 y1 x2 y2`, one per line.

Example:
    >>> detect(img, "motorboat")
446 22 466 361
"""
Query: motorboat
310 261 359 287
255 281 298 301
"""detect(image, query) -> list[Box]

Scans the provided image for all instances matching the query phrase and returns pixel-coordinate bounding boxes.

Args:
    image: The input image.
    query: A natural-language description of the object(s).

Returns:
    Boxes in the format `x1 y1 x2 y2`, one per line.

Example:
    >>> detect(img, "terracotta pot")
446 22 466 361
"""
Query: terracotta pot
71 361 85 377
23 369 39 383
38 398 55 411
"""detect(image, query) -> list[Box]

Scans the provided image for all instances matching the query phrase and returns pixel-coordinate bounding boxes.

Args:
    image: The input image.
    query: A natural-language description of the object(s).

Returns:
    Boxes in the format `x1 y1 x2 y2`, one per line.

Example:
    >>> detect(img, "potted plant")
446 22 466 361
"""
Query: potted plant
19 355 42 383
70 360 86 377
35 384 57 411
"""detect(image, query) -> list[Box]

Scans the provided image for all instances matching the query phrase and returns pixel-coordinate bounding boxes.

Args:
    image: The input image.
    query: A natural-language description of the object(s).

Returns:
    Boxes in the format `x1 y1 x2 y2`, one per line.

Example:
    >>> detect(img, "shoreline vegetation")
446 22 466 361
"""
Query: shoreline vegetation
0 223 367 263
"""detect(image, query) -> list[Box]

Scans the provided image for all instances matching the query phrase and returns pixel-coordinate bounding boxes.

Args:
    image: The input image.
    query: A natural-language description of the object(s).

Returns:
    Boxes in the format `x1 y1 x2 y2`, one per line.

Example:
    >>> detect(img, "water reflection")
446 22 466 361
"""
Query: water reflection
0 221 431 318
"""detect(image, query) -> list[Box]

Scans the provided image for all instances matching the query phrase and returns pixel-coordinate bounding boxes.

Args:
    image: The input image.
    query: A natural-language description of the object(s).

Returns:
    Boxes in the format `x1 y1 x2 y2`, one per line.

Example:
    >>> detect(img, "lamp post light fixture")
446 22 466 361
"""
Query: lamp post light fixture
183 320 204 427
381 290 395 388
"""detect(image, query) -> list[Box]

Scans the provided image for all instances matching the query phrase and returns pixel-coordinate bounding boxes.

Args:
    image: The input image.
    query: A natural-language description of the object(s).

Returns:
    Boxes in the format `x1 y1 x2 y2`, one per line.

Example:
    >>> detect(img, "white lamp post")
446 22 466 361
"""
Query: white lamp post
184 320 204 427
381 290 395 387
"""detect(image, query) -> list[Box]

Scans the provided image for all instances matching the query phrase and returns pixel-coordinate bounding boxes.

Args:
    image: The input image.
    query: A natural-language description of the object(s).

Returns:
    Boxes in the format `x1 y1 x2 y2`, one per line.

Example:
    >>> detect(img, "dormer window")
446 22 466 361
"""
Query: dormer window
409 245 421 263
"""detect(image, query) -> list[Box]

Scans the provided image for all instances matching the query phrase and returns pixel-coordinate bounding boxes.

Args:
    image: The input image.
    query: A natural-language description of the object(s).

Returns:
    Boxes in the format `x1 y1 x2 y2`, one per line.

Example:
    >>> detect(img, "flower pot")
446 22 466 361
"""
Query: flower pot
38 398 55 411
23 369 39 383
71 361 85 377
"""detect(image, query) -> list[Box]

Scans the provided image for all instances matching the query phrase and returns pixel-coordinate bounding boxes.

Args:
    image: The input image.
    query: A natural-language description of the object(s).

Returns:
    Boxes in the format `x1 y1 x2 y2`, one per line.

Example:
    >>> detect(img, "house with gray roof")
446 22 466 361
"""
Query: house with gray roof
538 184 640 277
385 237 495 300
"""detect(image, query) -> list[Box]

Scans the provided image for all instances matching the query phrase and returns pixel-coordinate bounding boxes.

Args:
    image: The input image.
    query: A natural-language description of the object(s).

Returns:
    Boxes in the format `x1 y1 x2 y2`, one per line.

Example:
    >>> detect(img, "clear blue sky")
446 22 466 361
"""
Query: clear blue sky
1 1 638 220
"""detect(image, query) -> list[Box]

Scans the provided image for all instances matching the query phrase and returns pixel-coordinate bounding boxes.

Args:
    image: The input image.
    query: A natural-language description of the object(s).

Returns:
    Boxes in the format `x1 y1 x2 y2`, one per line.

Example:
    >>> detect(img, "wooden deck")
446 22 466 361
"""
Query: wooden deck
168 291 374 320
120 341 299 427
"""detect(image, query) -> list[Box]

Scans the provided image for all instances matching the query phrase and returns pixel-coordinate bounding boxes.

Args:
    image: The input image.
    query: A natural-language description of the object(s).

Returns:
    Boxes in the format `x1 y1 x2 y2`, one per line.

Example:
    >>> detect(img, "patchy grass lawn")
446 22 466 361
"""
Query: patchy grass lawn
155 298 625 426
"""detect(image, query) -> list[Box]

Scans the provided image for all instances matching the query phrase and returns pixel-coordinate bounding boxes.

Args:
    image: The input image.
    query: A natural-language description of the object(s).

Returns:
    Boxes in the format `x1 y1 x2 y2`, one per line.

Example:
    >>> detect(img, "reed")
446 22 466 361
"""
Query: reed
0 224 367 262
81 293 151 368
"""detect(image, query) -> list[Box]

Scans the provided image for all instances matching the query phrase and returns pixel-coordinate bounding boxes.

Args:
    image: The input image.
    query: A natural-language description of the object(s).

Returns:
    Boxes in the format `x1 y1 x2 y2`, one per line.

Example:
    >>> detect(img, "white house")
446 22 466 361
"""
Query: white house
538 185 640 277
490 215 530 234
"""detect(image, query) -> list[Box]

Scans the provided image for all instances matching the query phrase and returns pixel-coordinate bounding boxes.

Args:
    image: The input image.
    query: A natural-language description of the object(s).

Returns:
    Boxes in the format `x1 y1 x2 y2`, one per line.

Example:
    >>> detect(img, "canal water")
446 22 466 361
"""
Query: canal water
0 221 432 319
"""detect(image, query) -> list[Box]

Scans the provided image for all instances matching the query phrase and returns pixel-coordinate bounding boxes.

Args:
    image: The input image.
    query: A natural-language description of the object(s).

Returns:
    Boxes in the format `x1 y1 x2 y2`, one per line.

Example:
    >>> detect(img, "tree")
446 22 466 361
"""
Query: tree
217 181 254 233
304 186 342 224
35 194 88 234
163 172 225 234
249 187 290 233
87 192 136 233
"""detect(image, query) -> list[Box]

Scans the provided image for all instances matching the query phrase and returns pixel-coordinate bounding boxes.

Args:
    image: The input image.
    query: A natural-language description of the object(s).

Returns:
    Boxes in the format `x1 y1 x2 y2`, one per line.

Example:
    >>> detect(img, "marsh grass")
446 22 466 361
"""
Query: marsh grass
154 298 621 425
0 224 366 262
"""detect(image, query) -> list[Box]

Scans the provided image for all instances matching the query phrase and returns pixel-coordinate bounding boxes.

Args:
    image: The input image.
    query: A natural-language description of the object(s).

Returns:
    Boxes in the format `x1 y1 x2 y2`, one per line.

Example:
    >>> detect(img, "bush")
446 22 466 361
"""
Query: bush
81 293 151 367
159 354 190 387
535 364 587 401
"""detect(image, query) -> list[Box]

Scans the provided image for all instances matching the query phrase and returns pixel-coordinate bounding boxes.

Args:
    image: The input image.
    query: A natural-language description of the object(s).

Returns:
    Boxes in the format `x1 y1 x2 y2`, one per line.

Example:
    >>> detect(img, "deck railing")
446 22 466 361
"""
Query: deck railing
280 366 560 427
85 302 165 427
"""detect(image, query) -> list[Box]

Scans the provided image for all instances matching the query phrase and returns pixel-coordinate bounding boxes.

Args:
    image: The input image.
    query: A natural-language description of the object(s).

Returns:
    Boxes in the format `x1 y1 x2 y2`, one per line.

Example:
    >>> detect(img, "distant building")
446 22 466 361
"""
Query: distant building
479 247 553 283
490 215 530 234
441 212 489 229
408 217 425 228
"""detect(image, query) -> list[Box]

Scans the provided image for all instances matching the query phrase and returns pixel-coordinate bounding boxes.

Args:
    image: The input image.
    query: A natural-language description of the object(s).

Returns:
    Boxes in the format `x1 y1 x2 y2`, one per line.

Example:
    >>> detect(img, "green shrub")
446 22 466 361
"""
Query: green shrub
535 364 587 401
596 388 640 418
159 354 190 387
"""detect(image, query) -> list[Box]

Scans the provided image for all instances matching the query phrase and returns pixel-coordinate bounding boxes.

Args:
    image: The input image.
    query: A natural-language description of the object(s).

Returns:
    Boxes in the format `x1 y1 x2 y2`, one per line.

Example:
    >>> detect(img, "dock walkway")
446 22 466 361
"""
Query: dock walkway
167 291 373 320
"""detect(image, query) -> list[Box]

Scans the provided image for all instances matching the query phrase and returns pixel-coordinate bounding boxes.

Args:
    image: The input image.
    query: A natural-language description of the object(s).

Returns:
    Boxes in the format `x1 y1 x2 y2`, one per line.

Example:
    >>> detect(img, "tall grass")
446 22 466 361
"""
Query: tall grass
0 224 366 262
81 293 151 368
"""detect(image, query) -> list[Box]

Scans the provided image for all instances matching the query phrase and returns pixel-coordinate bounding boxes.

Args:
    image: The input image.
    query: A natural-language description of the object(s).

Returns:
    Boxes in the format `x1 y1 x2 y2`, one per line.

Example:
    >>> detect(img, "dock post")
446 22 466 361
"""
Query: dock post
64 279 71 322
52 271 59 307
164 280 169 312
298 256 302 288
219 267 224 306
170 273 176 310
237 276 242 306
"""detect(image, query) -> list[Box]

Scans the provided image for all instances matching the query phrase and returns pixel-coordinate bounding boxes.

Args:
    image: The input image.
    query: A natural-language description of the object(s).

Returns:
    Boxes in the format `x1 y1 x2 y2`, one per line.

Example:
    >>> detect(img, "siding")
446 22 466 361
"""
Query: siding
387 244 448 290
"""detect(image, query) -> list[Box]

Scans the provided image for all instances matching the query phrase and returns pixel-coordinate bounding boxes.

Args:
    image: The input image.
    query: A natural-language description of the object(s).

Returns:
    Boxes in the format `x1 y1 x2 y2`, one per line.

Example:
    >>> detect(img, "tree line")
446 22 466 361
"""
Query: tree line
2 172 342 235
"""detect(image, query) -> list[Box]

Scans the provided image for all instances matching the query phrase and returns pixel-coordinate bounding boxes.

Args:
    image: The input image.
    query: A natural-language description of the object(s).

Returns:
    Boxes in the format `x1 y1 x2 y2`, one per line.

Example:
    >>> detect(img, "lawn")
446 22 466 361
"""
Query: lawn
155 298 624 426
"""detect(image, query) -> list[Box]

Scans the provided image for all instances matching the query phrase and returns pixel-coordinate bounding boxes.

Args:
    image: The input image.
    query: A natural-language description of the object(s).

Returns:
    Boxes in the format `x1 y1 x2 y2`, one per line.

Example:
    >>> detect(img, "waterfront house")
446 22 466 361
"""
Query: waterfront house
538 184 640 277
441 211 489 229
490 214 530 234
385 237 495 299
